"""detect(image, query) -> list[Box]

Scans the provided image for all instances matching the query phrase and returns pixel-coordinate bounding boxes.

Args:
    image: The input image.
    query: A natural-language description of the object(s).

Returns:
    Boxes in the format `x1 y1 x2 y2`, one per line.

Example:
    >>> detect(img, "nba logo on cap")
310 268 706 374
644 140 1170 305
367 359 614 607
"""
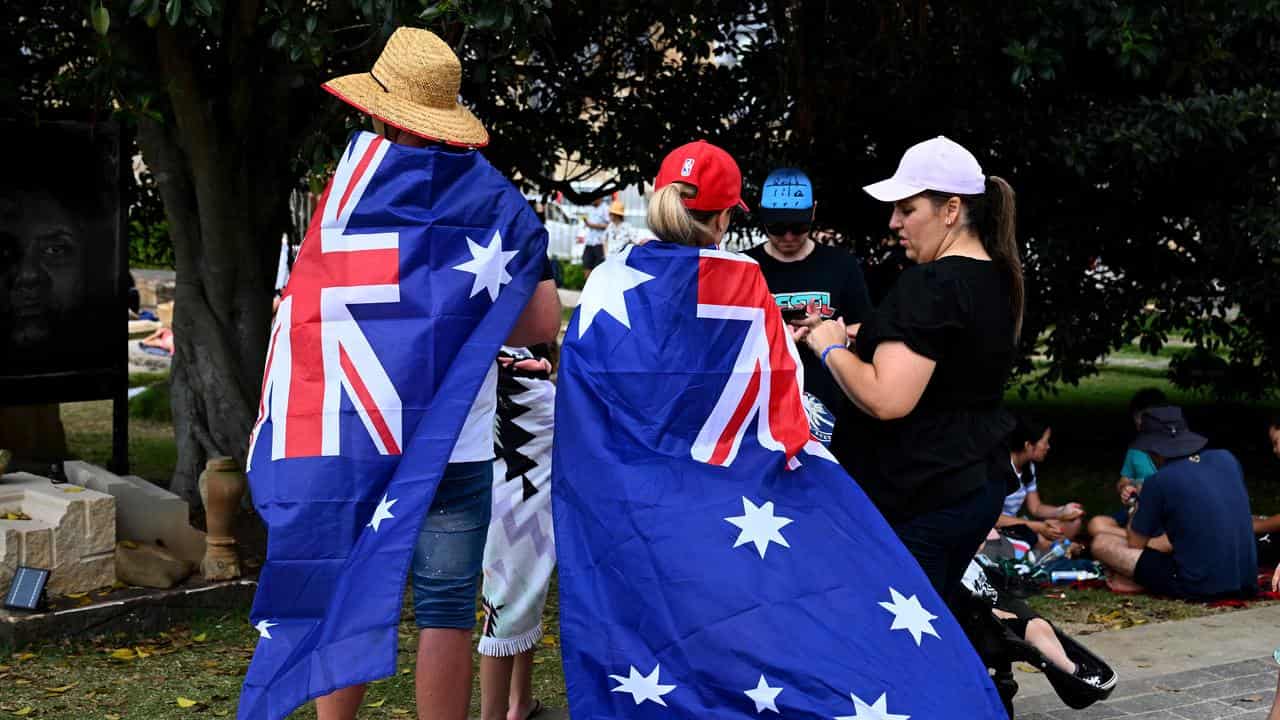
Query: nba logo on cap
681 158 695 177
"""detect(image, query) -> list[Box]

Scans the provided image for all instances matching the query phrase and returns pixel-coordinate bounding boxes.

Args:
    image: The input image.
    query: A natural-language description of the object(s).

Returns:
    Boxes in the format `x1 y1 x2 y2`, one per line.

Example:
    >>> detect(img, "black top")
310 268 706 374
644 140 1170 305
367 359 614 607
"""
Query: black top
743 242 873 412
830 257 1017 520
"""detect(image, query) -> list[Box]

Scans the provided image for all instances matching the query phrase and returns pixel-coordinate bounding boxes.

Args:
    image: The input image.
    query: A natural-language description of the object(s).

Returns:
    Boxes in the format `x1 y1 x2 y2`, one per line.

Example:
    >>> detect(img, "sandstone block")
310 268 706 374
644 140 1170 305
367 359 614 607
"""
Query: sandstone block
64 462 206 565
115 541 193 589
0 473 116 598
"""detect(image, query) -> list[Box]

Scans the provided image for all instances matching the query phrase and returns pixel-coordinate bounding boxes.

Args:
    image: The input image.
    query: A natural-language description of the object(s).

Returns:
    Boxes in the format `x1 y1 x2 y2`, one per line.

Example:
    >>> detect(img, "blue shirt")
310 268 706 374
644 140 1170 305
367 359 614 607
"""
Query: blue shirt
1121 447 1158 487
1130 449 1256 598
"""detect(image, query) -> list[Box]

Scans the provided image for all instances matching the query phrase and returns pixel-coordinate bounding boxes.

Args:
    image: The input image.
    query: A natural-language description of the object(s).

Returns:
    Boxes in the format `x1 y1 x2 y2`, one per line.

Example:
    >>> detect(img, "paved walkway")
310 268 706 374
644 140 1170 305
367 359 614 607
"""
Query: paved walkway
517 606 1280 720
1015 604 1280 719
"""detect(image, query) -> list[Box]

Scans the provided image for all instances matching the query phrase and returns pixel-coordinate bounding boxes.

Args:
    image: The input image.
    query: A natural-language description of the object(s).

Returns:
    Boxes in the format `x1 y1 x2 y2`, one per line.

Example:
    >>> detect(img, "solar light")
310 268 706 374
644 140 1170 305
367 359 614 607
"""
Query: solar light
4 566 50 611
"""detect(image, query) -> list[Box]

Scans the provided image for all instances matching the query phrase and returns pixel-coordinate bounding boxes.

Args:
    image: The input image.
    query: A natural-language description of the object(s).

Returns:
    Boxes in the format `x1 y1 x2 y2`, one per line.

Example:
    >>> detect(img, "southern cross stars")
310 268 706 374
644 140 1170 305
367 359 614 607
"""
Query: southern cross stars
609 664 677 706
454 229 519 302
254 620 277 639
878 587 940 646
576 245 654 338
725 497 794 558
835 691 910 720
744 675 783 714
367 493 398 532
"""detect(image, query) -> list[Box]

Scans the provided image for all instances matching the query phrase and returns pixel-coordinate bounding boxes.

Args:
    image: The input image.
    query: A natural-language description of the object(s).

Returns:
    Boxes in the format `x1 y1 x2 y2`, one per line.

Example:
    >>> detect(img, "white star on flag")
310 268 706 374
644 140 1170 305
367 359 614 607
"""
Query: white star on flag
608 664 677 706
454 229 519 301
878 587 940 646
255 620 277 639
725 497 793 558
835 691 910 720
744 675 783 714
576 245 655 338
367 493 398 532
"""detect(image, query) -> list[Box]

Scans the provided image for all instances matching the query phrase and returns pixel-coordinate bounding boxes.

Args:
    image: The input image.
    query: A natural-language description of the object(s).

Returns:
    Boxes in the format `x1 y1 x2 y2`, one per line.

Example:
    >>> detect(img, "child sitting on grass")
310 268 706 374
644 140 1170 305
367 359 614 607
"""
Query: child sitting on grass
1088 387 1166 540
995 415 1085 553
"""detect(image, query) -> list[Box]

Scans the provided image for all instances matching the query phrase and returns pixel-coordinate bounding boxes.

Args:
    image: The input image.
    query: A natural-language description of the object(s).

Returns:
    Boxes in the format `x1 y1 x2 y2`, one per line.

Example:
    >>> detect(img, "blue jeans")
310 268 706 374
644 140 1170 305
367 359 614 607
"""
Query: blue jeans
411 460 493 629
891 467 1006 606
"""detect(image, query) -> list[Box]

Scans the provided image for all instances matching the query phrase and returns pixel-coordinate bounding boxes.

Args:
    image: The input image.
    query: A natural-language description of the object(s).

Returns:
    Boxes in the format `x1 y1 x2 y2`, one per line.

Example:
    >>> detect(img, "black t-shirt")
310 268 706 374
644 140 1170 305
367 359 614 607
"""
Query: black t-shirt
743 242 873 412
830 257 1017 520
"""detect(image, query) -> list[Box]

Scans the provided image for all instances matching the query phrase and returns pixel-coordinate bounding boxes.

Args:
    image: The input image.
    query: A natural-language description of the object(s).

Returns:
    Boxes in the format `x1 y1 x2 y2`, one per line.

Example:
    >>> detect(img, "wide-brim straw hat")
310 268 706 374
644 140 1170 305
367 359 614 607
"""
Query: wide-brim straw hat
609 199 626 216
323 27 489 148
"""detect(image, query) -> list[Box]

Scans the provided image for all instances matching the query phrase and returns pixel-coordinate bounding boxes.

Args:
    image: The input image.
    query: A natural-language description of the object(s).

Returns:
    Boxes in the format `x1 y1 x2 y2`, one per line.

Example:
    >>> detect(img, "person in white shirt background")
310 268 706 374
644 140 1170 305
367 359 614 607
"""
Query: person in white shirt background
581 196 610 279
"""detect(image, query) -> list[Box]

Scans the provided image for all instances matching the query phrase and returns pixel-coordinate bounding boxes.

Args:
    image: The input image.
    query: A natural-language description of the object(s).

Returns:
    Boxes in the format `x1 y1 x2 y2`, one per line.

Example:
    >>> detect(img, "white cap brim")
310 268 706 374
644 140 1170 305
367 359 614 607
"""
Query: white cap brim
862 177 926 202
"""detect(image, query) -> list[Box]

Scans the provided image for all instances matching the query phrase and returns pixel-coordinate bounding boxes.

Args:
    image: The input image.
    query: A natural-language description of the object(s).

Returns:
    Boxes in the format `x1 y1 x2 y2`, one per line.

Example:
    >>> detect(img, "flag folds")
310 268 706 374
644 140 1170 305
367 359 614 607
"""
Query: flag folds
553 243 1006 718
239 131 547 719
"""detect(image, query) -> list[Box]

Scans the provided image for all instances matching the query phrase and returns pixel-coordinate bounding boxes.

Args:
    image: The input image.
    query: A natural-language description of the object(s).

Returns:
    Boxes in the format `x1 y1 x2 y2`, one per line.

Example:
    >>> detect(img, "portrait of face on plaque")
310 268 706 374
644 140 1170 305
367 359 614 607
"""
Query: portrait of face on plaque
0 121 121 381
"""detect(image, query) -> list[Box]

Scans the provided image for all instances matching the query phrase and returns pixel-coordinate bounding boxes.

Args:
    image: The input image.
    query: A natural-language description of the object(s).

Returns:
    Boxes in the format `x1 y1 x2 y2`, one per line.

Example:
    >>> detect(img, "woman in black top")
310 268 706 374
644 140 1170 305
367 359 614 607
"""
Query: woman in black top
801 136 1023 604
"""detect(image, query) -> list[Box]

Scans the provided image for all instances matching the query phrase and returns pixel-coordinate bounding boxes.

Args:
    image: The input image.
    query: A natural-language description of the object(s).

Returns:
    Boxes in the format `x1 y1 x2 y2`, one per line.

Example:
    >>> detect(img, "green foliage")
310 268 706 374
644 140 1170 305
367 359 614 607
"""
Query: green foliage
558 260 585 291
129 169 175 268
37 0 1280 402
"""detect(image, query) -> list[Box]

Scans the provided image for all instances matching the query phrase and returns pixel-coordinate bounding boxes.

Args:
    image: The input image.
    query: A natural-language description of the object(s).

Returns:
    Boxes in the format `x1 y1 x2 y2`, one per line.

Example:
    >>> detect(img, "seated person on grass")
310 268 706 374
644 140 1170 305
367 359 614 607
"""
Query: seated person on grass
995 416 1084 552
1251 414 1280 566
1088 387 1167 540
1091 406 1257 600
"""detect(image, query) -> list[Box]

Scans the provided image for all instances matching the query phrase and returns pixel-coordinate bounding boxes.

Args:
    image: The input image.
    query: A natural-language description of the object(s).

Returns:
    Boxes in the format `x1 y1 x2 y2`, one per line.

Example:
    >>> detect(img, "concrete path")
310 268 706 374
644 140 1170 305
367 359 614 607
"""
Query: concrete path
1015 604 1280 719
525 607 1280 720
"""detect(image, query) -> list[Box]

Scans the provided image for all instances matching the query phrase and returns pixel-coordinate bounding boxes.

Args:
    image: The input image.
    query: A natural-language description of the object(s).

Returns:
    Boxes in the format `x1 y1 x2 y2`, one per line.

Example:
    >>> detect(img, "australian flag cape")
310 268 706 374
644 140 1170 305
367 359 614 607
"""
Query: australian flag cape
239 131 547 719
552 243 1007 719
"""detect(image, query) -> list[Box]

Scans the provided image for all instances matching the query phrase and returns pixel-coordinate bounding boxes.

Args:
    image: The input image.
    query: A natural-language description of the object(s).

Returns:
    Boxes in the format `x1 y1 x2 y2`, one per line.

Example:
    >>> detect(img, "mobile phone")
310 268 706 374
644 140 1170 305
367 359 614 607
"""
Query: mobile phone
780 306 808 323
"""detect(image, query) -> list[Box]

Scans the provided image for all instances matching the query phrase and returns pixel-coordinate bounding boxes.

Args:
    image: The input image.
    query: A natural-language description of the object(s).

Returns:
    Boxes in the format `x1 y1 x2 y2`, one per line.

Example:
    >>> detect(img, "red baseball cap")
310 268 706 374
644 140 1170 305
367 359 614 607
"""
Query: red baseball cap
654 140 750 212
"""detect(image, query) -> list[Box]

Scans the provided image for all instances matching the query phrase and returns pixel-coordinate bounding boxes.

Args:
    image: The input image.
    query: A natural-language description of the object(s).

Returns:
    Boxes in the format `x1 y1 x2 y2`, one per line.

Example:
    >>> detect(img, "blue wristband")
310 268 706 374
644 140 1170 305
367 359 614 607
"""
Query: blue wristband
820 343 847 368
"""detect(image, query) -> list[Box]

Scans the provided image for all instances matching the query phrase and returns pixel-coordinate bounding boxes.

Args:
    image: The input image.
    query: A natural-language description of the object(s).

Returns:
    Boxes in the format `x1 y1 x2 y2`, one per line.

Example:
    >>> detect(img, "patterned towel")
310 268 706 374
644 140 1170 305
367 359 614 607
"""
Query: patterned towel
479 347 557 656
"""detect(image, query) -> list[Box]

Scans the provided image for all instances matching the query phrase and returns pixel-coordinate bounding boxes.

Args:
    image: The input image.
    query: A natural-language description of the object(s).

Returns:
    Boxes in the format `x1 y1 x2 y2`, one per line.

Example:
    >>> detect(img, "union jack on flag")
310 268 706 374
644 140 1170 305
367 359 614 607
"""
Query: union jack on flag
239 131 547 720
552 243 1008 718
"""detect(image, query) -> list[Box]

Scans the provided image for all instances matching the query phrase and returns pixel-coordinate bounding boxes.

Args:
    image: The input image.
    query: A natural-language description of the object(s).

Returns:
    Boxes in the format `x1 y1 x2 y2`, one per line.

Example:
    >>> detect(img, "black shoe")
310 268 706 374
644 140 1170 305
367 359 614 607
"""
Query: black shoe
1074 663 1107 688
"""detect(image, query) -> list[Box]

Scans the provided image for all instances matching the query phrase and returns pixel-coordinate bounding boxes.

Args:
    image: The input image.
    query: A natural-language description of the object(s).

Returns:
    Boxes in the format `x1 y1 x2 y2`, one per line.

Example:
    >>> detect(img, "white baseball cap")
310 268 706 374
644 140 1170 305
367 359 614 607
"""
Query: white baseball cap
863 136 986 201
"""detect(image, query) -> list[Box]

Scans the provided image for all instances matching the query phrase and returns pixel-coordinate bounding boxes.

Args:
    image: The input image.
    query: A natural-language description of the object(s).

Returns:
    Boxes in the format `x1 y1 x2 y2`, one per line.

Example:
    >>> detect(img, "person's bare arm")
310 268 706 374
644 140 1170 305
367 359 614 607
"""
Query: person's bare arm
1146 534 1173 553
823 341 935 420
506 279 561 347
1126 527 1150 550
1255 515 1280 534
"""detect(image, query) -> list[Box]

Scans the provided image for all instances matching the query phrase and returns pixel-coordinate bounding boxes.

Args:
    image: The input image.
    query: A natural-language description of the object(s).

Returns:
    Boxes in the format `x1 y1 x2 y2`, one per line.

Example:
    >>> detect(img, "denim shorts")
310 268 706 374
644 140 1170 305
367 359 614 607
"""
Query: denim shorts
411 460 493 629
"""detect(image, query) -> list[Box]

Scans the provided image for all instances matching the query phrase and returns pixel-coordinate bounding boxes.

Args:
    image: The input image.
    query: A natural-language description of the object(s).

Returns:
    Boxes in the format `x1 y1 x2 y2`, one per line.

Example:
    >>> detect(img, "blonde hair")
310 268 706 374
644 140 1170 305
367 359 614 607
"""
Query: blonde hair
646 183 720 247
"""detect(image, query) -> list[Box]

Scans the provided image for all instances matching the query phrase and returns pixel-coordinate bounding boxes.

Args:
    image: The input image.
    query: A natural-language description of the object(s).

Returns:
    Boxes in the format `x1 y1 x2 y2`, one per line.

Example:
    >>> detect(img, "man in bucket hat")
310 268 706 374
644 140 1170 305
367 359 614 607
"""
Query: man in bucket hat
1090 406 1256 600
243 27 561 720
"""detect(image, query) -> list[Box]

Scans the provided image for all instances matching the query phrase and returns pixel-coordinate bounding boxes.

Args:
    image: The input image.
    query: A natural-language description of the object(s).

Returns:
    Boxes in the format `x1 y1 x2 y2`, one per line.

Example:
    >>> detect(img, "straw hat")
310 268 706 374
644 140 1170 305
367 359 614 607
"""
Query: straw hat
322 27 489 148
609 199 626 216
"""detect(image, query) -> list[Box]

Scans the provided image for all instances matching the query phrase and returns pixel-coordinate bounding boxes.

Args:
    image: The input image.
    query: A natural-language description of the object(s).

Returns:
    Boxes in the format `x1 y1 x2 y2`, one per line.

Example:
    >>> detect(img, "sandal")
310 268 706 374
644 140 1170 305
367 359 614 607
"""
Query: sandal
524 699 544 720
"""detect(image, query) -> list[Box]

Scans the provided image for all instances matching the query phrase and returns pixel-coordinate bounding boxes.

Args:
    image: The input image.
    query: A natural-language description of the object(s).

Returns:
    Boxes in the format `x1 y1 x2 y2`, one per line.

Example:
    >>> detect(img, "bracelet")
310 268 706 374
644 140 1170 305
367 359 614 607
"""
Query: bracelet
820 344 847 368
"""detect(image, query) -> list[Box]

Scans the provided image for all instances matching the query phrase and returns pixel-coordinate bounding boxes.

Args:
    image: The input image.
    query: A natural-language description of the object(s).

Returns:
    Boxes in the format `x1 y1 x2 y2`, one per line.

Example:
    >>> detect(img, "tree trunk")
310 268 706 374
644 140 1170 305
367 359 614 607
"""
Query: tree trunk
137 112 289 504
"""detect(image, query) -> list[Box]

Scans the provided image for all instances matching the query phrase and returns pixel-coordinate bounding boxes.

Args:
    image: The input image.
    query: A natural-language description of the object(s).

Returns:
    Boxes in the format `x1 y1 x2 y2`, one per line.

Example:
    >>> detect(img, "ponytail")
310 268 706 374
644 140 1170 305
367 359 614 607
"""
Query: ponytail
983 176 1023 341
926 177 1024 340
647 182 719 247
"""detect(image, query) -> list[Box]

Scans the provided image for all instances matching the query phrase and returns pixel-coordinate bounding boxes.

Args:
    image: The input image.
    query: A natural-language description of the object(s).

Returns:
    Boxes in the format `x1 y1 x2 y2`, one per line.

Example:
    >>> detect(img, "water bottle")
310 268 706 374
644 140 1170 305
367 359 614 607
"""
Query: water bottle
1050 570 1100 583
1032 539 1070 568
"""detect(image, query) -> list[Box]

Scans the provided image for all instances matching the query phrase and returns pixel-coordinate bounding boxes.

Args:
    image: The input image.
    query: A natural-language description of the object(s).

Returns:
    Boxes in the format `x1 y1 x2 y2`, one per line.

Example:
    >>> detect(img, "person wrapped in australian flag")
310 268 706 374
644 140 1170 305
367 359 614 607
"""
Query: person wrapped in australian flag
239 28 557 719
552 141 1008 718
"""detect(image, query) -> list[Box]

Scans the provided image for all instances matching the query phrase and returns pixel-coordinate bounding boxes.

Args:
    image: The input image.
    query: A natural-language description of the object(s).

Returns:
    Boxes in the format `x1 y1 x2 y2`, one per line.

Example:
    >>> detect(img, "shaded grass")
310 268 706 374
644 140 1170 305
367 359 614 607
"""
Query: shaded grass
0 588 566 719
60 399 177 487
1006 366 1280 516
1024 588 1229 636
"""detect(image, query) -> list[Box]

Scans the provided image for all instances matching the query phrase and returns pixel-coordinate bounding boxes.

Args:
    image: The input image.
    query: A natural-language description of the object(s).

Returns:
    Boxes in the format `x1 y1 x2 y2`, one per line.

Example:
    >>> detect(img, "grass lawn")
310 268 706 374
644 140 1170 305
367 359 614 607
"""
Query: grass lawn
27 364 1277 716
0 595 566 719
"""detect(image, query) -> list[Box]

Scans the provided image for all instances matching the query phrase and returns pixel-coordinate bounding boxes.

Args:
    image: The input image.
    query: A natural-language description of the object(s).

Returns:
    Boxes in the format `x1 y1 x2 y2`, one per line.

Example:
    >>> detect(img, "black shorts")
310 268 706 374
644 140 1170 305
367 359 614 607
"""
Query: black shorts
582 244 605 270
1133 548 1182 597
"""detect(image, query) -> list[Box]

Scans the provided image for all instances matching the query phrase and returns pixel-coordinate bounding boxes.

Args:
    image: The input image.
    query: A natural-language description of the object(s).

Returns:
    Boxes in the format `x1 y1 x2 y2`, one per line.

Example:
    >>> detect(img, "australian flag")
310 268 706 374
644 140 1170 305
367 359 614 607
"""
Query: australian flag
239 131 547 719
552 243 1007 718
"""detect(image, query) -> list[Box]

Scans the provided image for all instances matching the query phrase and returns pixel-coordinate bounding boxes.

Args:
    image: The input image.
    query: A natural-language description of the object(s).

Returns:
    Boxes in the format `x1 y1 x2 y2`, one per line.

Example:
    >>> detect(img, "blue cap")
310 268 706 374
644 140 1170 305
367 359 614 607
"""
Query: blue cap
758 168 814 223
